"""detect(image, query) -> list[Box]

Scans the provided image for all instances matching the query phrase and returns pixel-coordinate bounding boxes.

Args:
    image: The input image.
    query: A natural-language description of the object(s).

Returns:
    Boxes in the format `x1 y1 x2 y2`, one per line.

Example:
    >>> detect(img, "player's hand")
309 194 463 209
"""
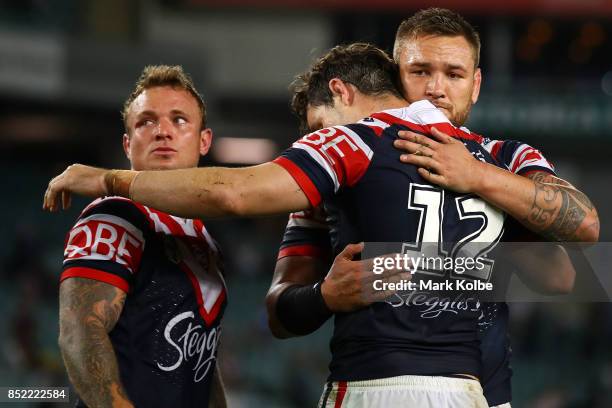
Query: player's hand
394 127 486 193
43 164 110 212
320 243 412 313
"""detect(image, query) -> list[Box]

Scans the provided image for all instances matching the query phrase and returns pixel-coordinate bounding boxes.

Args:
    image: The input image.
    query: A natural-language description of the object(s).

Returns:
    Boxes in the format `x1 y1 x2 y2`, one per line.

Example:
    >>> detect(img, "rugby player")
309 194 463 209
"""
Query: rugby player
57 66 227 408
44 44 597 407
267 8 597 408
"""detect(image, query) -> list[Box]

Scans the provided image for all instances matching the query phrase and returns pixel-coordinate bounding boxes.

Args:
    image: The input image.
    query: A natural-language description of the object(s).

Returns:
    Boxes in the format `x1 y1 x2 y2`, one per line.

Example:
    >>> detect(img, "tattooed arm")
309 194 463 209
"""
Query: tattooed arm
522 172 599 242
58 278 133 408
464 168 598 242
396 130 599 242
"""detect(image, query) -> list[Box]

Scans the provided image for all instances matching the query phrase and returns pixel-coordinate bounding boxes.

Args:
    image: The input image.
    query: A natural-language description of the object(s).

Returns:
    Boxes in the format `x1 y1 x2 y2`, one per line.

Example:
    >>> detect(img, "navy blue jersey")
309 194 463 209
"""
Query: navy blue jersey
275 100 507 381
62 197 227 408
277 119 556 404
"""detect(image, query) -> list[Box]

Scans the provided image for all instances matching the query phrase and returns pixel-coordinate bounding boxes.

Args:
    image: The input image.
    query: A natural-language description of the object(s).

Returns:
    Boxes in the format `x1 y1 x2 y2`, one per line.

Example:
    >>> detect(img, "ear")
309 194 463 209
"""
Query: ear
471 68 482 104
122 133 131 160
328 78 355 106
199 128 213 156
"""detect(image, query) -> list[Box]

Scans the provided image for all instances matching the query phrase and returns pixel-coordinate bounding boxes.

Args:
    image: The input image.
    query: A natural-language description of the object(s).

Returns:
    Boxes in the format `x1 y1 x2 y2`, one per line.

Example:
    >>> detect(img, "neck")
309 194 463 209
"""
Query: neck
359 93 408 116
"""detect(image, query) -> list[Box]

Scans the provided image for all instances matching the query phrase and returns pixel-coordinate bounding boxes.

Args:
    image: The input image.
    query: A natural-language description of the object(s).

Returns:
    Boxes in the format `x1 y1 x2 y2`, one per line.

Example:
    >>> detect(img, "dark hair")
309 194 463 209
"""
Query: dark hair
122 65 206 133
290 42 403 133
394 8 481 67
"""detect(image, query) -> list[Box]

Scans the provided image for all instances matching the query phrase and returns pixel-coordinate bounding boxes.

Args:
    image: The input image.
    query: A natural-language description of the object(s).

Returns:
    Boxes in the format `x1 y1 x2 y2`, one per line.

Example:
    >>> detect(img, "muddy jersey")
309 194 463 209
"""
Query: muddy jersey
61 196 227 408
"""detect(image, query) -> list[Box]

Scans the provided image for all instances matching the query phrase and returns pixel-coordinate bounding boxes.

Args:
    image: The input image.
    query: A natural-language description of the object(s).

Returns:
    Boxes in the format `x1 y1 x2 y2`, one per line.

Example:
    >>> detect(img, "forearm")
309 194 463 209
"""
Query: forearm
59 324 132 408
266 256 330 338
266 281 303 338
110 163 308 219
274 283 332 336
474 165 599 242
507 244 575 295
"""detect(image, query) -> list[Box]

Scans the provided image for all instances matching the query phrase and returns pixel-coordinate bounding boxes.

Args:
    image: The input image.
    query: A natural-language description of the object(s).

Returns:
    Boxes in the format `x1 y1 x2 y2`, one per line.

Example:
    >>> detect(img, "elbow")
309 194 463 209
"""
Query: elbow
548 274 575 295
267 318 293 339
264 291 294 339
211 188 248 217
578 213 600 243
58 322 75 355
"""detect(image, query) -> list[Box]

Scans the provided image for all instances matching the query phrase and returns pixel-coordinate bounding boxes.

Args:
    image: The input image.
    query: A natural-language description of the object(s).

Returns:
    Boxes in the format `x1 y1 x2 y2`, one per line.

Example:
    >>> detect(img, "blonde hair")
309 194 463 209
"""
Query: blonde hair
122 65 206 132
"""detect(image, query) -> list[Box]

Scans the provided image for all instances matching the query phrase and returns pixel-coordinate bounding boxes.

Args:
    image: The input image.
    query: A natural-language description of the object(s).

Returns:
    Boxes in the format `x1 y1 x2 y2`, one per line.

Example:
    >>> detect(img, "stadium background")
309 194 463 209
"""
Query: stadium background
1 0 611 407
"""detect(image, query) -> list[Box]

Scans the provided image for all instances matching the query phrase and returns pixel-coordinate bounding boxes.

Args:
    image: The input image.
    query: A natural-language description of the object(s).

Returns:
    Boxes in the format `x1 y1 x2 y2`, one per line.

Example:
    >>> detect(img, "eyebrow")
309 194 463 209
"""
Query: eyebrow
136 109 189 118
407 61 468 72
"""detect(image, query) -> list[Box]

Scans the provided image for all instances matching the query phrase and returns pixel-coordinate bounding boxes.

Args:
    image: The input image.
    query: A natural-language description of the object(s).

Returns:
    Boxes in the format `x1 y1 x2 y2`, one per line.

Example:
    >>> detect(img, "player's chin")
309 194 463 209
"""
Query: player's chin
144 157 182 171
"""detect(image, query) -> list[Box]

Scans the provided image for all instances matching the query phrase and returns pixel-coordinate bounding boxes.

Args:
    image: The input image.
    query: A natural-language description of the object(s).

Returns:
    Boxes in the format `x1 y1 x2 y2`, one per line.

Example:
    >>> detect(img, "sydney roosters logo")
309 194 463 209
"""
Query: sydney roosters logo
156 311 220 383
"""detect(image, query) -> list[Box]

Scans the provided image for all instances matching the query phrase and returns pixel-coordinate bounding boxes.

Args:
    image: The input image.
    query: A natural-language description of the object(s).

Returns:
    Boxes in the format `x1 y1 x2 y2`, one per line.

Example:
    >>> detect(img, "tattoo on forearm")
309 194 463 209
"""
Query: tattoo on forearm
526 172 595 241
59 279 130 408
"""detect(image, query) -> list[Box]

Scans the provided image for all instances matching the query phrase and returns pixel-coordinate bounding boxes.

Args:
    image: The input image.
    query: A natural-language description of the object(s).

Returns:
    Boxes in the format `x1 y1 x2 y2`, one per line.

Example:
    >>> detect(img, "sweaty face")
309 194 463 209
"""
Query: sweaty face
124 86 211 171
396 35 481 126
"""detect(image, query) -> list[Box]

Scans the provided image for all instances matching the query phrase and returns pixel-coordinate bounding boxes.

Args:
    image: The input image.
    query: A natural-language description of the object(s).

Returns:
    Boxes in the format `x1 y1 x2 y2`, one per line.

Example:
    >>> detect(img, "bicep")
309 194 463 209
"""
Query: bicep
526 171 573 187
59 277 126 333
271 255 329 287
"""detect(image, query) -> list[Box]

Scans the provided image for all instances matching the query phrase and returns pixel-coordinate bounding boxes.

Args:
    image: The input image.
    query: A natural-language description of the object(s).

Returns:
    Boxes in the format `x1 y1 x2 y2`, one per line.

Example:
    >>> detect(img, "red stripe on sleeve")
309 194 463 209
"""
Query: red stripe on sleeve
273 157 322 207
519 168 555 177
490 140 503 161
61 267 130 293
277 244 330 260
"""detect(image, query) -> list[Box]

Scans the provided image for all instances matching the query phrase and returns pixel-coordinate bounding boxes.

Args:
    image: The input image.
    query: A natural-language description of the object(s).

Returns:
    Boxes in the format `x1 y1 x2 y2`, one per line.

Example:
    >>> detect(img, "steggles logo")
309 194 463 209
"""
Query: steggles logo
156 311 220 383
386 291 481 319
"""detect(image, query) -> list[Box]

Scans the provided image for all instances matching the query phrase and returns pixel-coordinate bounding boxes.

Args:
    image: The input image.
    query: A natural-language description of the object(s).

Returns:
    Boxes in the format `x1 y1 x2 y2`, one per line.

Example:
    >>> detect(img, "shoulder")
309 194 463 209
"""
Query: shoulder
75 196 151 232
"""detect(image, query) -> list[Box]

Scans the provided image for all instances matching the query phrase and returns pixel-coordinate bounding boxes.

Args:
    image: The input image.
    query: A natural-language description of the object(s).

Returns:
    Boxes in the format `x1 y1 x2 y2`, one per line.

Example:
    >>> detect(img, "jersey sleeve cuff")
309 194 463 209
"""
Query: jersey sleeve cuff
61 267 130 293
273 157 322 207
518 167 557 177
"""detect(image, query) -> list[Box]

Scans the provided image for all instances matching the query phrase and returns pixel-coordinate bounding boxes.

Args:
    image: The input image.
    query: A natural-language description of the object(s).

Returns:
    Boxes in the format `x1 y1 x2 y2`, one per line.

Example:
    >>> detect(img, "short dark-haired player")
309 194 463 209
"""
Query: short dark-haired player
57 66 227 408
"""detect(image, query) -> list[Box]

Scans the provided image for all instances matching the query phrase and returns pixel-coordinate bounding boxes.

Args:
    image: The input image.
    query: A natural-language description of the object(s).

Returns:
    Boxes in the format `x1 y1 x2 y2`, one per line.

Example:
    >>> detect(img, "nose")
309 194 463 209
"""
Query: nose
425 73 445 99
155 117 174 140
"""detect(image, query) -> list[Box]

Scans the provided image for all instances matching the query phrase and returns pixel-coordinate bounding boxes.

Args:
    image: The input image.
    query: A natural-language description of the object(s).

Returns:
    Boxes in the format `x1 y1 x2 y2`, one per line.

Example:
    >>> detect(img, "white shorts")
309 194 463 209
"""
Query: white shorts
319 375 489 408
491 404 511 408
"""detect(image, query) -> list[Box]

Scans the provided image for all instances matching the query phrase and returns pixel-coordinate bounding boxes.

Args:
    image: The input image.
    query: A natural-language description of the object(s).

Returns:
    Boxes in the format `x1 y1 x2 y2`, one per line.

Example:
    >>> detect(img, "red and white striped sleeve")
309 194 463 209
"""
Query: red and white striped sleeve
61 197 148 293
274 124 374 207
481 139 556 176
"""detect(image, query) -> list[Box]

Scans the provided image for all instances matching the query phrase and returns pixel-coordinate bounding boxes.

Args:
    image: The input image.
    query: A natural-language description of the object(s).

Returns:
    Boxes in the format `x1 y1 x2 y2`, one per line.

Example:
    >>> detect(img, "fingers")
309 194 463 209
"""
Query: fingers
400 154 441 175
417 167 445 186
366 271 413 303
338 242 364 261
62 190 72 210
393 139 435 158
44 172 67 212
429 127 455 144
397 130 439 149
43 176 59 212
